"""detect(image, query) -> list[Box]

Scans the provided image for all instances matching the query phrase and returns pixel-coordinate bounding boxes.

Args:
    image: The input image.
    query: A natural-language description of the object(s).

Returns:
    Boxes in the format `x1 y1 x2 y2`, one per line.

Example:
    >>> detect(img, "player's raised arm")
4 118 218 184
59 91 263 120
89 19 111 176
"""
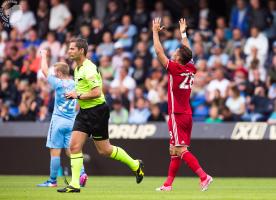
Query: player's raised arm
40 49 49 77
152 17 168 67
179 18 191 50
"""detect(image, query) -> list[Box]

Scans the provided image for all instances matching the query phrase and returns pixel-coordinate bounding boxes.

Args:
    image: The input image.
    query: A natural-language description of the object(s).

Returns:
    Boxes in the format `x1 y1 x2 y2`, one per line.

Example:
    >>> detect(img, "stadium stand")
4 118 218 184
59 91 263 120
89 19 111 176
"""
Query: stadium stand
0 0 276 123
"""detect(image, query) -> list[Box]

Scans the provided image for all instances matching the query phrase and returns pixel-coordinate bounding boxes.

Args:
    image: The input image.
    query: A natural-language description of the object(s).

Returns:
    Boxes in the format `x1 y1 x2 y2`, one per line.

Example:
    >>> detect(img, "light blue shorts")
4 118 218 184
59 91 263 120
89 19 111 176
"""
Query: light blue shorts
46 115 74 149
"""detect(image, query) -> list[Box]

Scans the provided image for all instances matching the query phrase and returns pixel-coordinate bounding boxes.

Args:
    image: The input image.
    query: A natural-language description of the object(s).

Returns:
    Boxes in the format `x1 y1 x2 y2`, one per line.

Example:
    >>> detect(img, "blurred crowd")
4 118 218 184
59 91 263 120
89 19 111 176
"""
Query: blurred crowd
0 0 276 124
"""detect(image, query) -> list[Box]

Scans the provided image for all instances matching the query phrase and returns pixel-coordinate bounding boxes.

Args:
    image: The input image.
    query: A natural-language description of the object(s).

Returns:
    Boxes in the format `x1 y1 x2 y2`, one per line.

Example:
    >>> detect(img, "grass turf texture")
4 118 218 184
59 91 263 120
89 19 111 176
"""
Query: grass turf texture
0 176 276 200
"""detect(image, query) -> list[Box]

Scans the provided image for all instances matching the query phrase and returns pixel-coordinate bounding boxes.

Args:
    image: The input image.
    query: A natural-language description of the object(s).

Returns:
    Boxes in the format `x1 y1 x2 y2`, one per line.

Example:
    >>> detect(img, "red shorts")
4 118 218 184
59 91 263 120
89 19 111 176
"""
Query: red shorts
168 113 192 146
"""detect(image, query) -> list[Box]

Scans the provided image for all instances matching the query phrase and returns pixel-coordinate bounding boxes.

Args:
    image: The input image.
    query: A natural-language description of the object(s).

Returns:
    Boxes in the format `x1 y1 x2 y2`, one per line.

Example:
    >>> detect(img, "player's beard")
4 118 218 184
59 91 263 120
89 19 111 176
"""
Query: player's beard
68 54 76 60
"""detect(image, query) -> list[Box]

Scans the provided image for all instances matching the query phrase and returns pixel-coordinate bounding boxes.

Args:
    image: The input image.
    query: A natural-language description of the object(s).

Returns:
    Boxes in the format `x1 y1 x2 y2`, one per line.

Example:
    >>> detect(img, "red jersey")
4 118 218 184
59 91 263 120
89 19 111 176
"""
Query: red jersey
166 60 197 115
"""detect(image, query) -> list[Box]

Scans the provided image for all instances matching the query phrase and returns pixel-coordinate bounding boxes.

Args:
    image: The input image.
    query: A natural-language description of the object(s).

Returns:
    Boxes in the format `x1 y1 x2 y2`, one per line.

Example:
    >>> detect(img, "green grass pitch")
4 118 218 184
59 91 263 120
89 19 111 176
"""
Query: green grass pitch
0 176 276 200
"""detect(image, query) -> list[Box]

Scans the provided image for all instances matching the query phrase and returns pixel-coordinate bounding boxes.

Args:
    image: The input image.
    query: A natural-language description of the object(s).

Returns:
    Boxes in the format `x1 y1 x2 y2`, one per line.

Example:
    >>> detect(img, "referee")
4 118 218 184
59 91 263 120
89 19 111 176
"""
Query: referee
57 38 144 193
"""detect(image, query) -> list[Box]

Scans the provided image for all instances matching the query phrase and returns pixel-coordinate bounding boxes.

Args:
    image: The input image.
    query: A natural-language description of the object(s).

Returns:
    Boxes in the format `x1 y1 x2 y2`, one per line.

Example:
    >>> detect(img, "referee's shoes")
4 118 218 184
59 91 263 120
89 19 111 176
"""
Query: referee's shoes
135 160 144 184
57 185 80 193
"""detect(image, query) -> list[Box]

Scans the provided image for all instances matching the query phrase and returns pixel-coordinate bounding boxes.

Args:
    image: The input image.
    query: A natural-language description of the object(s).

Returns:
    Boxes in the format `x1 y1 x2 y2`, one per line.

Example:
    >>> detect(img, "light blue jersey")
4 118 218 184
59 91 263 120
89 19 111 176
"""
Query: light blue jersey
48 75 76 120
46 75 76 148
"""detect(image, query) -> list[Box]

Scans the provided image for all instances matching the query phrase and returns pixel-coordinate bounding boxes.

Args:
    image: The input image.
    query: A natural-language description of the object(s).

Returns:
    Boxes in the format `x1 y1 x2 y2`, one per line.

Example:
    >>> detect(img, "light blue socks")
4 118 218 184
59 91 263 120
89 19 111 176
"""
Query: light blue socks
50 156 60 181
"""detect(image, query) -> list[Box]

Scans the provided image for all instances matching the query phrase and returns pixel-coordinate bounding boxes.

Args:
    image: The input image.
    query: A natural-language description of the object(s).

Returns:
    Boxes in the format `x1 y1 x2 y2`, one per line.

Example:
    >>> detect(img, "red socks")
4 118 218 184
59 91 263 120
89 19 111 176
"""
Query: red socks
163 151 207 186
164 156 181 186
181 151 207 181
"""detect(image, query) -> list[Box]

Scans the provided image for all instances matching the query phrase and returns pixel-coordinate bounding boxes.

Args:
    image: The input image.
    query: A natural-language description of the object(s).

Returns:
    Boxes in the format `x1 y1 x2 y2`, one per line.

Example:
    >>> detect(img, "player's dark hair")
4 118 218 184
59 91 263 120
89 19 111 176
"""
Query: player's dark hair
70 38 88 56
179 46 192 65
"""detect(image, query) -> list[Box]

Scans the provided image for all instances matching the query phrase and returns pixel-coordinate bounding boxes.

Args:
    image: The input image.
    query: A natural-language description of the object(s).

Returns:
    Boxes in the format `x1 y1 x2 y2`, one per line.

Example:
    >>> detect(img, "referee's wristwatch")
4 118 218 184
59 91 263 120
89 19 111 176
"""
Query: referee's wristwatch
77 94 82 99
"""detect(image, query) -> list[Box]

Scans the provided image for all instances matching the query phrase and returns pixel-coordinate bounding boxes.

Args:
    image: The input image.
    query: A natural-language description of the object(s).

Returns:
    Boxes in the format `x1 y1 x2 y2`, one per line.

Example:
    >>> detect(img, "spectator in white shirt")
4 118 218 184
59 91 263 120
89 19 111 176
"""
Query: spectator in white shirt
110 67 136 101
111 41 132 74
207 68 230 101
226 85 246 121
244 26 268 69
49 0 72 41
10 0 36 36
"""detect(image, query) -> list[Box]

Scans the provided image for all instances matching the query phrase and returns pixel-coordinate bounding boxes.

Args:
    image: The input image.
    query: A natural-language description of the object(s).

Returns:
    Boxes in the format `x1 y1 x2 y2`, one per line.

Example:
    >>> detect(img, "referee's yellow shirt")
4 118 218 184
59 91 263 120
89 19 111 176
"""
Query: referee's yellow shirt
74 59 105 109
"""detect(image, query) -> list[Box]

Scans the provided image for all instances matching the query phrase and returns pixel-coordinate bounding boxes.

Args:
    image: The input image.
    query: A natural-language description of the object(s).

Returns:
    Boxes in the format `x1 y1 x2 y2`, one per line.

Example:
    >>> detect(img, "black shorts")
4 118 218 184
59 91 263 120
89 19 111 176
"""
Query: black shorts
73 103 110 140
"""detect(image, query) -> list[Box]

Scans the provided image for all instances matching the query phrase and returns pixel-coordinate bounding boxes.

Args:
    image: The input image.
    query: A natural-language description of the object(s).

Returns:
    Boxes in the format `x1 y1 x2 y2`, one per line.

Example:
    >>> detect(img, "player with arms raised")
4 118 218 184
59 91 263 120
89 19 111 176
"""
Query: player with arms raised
152 18 213 191
37 50 88 188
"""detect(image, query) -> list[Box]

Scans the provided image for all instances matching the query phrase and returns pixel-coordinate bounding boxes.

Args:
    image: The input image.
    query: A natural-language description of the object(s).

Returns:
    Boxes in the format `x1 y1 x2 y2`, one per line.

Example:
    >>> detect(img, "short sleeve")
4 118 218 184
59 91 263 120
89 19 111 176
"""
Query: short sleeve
29 12 36 26
115 26 123 35
225 98 231 108
85 65 101 89
166 60 179 74
47 75 61 90
166 60 196 75
240 96 246 104
61 4 71 19
127 25 137 37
